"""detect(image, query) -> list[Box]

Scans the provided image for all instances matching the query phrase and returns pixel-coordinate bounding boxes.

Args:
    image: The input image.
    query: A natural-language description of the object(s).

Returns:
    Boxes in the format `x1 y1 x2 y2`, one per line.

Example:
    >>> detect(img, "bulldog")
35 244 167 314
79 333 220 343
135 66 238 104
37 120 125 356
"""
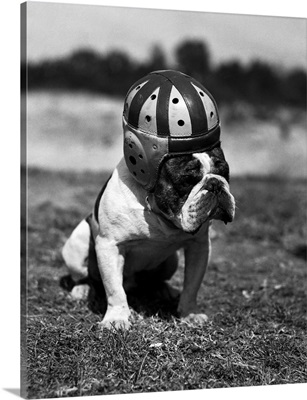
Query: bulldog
62 145 235 330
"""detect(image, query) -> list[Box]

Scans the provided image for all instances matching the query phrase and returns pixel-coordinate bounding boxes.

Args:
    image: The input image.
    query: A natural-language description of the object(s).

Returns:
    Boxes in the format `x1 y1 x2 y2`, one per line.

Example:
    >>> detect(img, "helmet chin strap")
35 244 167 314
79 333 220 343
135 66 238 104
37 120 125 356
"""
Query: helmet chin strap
145 195 152 212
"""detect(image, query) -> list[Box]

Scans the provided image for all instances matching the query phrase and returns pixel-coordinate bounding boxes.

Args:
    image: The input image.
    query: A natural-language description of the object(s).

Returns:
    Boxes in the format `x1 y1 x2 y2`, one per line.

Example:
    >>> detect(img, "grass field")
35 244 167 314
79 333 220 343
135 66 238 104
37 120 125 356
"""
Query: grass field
23 166 307 398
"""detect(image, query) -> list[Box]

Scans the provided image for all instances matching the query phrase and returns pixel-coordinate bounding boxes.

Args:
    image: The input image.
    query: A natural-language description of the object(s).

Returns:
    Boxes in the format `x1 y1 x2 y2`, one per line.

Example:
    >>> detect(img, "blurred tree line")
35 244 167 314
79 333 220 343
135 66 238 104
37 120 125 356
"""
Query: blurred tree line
22 39 306 110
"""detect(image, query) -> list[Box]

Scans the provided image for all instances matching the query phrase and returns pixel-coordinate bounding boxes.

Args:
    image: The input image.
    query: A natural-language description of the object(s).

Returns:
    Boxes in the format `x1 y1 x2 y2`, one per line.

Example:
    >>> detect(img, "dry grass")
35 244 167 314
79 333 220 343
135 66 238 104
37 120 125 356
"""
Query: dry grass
23 167 307 398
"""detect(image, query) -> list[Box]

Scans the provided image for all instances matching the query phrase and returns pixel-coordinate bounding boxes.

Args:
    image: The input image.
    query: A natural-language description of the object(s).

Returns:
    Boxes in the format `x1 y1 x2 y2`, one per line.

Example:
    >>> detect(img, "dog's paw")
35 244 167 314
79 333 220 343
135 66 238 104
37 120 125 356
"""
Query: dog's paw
98 318 131 331
98 307 131 331
69 284 90 300
182 313 209 325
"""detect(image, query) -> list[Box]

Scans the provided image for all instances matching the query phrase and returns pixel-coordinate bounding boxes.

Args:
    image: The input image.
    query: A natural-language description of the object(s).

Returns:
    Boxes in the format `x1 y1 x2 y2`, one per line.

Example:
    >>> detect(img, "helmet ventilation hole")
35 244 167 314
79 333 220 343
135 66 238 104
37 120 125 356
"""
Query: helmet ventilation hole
151 94 156 100
172 98 179 104
129 156 137 165
210 112 214 118
139 154 143 159
136 85 141 90
133 172 137 176
199 91 204 97
178 120 185 126
141 169 145 174
128 143 133 148
145 115 151 122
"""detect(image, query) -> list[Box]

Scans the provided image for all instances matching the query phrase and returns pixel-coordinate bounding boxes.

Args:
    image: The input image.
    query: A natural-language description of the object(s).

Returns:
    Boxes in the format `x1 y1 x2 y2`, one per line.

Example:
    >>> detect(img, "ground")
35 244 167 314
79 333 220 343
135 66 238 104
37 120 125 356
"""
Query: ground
23 167 307 398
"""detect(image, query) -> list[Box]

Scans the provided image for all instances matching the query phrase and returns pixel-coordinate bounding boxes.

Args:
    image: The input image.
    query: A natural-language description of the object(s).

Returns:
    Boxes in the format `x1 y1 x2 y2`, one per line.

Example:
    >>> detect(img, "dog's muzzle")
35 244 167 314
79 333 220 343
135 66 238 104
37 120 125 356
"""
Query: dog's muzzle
173 174 235 233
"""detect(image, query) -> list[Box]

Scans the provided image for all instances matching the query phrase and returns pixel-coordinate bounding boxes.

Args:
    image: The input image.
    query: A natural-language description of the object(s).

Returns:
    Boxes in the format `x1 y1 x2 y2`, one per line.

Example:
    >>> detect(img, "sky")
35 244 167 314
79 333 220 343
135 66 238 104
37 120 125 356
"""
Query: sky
26 1 307 71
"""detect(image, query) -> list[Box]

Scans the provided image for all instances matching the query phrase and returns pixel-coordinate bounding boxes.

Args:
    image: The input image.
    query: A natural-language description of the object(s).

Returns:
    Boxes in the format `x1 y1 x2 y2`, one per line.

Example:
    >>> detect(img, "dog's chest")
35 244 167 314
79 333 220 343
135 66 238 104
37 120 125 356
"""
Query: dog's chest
111 207 190 272
122 236 183 273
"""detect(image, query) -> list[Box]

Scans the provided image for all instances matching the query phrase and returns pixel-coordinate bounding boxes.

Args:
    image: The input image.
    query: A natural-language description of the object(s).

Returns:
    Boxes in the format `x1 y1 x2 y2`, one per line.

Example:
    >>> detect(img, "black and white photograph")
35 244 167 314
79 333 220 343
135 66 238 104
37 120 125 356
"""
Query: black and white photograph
17 0 307 398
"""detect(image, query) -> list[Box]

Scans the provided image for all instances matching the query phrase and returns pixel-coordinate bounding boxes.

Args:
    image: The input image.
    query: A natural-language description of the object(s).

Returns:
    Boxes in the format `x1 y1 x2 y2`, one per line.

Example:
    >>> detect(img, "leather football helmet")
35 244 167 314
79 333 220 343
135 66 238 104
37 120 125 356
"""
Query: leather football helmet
123 69 221 191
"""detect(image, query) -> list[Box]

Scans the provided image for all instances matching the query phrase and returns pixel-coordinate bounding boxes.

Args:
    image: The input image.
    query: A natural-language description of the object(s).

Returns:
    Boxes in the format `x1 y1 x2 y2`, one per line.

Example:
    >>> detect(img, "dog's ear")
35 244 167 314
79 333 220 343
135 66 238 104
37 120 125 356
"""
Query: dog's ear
153 155 203 216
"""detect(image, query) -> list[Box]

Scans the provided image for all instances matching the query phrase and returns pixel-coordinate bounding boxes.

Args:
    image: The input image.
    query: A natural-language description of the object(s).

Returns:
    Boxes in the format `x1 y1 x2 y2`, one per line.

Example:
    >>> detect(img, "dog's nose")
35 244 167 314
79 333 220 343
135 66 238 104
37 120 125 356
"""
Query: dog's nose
204 177 222 194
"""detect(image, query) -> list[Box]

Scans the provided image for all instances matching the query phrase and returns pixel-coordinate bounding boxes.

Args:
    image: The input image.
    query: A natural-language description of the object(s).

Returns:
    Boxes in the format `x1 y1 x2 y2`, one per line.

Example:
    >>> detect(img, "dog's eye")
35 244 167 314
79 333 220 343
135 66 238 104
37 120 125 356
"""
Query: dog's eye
166 156 201 175
211 158 229 182
184 159 201 173
212 158 223 168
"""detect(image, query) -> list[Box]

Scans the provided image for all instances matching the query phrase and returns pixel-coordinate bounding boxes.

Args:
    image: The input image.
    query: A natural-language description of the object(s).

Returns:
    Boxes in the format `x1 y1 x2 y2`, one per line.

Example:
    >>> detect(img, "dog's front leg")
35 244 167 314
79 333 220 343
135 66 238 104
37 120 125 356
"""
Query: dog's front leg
178 229 211 324
95 235 131 330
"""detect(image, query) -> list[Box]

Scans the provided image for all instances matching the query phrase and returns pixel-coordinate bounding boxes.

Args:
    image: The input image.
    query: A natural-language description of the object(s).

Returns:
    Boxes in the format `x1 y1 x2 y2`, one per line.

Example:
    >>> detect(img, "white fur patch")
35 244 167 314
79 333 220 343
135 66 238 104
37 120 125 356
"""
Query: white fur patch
174 180 215 232
62 219 90 281
193 152 211 175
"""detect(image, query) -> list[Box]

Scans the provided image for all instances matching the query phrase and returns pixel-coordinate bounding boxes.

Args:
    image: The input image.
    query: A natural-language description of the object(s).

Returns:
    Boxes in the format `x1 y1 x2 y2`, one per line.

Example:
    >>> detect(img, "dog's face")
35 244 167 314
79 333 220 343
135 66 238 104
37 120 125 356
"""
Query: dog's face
151 146 235 233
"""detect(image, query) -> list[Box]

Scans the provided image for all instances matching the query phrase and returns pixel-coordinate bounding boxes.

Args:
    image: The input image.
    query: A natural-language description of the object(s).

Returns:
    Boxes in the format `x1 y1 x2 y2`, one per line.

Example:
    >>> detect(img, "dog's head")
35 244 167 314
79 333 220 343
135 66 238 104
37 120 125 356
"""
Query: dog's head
122 69 235 232
148 145 235 233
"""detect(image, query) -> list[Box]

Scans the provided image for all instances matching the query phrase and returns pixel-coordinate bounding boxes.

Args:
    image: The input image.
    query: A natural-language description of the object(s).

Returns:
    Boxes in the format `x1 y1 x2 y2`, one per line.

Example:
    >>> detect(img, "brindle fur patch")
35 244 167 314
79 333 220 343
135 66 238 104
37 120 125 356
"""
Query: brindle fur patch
153 155 203 216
